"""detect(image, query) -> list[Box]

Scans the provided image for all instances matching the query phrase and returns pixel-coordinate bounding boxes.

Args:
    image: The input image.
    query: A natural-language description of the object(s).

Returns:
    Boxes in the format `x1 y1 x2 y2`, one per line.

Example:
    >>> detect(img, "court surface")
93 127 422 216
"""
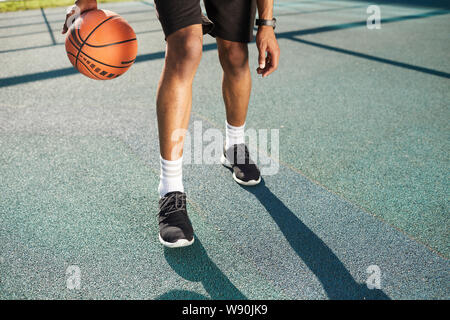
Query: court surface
0 0 449 299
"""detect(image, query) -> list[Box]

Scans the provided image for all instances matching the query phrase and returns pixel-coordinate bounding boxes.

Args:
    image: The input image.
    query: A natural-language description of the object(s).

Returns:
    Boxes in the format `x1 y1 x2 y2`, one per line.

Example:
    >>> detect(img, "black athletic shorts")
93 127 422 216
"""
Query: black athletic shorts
154 0 257 43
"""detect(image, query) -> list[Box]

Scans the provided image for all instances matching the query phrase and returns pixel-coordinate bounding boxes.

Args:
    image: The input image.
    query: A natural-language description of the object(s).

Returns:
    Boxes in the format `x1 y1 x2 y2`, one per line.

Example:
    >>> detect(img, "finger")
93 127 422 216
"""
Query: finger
270 50 280 70
256 55 270 75
258 43 267 69
263 49 279 77
257 61 267 73
62 6 77 34
62 15 69 34
269 46 280 71
62 12 73 34
262 61 274 77
262 62 275 77
256 54 270 76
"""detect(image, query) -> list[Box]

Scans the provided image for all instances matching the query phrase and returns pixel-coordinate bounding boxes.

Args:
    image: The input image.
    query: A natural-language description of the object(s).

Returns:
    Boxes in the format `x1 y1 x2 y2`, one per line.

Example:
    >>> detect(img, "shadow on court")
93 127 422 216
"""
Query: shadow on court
241 179 390 300
156 290 209 300
157 237 247 300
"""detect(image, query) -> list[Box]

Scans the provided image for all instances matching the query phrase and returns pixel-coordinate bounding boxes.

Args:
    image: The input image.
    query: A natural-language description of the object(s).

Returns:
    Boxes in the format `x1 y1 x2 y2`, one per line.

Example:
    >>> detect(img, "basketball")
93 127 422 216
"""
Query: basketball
65 9 138 80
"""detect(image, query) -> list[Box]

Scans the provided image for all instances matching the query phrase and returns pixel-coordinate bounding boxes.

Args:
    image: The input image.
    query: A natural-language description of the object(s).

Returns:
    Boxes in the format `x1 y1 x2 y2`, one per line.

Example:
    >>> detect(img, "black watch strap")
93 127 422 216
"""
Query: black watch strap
256 18 276 29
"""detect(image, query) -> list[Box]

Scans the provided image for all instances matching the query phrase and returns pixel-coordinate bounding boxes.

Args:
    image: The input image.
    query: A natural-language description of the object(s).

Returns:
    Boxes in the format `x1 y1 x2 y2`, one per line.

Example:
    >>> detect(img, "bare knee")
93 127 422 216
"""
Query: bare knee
165 25 203 79
218 39 249 76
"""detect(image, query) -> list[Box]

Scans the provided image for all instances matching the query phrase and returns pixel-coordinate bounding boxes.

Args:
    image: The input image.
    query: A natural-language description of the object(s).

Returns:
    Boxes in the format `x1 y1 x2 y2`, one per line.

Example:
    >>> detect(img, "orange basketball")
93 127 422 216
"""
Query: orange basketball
65 9 138 80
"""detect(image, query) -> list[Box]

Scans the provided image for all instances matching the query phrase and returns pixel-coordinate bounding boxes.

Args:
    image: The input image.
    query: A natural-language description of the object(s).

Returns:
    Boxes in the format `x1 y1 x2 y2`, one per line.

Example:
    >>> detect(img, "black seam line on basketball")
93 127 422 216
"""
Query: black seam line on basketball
68 32 82 71
69 34 131 69
83 38 137 48
67 37 104 79
67 51 101 79
70 29 83 72
121 59 135 64
70 28 82 49
77 27 83 46
75 49 132 69
75 15 120 71
71 18 133 69
75 15 121 43
75 27 135 66
75 16 118 69
67 33 81 52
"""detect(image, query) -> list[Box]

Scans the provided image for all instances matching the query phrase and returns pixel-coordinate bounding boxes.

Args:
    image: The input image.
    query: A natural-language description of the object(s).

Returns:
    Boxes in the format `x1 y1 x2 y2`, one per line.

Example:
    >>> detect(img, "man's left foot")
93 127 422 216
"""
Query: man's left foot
220 143 261 186
158 191 194 248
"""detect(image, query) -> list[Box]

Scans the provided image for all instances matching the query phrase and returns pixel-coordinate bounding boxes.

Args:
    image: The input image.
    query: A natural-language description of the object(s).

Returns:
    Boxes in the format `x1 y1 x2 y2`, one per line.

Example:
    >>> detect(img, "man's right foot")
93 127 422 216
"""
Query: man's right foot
220 143 261 186
158 191 194 248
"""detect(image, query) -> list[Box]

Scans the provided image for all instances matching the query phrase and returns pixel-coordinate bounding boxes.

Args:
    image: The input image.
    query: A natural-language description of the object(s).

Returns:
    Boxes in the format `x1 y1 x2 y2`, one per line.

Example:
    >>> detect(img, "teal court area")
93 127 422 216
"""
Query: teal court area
0 0 449 299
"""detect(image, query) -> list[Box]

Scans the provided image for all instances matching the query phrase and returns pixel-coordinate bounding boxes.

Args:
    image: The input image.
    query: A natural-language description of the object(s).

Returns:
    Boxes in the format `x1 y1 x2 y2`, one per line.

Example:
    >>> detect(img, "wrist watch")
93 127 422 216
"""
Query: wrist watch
256 18 276 30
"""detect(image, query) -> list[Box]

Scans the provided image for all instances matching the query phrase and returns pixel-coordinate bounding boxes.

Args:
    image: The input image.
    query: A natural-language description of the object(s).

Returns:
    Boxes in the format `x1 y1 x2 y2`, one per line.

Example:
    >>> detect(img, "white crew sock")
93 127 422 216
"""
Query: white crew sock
158 156 184 198
225 121 245 150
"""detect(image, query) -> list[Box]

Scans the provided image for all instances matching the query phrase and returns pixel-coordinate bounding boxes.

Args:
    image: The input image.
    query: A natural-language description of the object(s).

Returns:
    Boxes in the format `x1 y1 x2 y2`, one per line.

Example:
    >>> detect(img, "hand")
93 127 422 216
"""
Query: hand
61 0 97 34
256 26 280 77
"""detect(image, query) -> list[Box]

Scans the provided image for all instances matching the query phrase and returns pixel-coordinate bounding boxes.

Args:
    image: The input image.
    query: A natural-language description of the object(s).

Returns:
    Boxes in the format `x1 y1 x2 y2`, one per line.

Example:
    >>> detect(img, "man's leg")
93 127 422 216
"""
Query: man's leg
157 25 203 162
217 38 261 186
156 24 202 248
157 25 202 197
216 38 251 129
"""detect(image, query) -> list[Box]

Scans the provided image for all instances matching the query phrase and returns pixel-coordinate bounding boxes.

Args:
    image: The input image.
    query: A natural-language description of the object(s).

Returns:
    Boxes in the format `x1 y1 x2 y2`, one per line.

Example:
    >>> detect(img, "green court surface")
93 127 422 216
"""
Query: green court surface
0 0 449 299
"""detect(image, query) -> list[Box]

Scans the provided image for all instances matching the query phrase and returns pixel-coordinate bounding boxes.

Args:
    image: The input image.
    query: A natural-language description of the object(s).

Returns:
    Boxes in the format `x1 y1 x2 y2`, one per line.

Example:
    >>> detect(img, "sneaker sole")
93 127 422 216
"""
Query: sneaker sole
158 234 194 248
220 154 261 186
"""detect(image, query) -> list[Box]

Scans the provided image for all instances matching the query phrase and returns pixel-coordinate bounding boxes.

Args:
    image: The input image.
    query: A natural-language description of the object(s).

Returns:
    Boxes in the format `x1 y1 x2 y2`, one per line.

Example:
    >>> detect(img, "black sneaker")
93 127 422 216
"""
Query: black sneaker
220 143 261 186
158 191 194 248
